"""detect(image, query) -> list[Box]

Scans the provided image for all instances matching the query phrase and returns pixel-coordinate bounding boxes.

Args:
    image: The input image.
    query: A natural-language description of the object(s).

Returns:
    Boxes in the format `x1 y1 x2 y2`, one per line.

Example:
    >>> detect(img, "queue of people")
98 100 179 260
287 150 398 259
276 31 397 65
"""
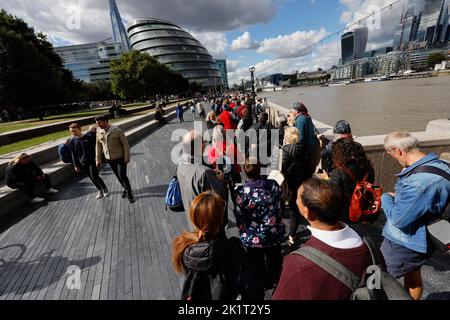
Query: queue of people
171 93 450 301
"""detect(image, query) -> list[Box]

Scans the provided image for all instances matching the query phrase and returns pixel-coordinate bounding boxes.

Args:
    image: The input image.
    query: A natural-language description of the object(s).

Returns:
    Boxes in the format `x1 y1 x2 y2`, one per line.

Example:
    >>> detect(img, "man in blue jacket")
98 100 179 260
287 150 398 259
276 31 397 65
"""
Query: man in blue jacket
381 132 450 300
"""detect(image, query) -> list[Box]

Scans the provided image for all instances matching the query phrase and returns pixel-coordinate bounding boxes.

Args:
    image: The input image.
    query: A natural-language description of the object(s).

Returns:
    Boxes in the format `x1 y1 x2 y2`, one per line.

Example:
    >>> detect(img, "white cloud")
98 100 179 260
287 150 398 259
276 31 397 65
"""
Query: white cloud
227 60 241 72
257 28 329 58
311 40 341 70
190 31 229 59
230 31 260 51
0 0 277 45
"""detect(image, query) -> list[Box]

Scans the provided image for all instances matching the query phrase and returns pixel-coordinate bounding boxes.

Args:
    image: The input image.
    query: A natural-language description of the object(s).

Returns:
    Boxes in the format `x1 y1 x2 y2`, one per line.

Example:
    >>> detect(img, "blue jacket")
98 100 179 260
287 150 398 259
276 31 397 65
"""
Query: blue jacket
295 114 316 153
382 154 450 253
176 105 183 117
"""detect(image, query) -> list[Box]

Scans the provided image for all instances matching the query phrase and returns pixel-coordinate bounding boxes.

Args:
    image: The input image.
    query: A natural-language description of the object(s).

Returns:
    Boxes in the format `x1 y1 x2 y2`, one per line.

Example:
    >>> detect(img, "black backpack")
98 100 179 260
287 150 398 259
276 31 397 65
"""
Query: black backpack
291 236 412 300
181 238 246 301
406 162 450 255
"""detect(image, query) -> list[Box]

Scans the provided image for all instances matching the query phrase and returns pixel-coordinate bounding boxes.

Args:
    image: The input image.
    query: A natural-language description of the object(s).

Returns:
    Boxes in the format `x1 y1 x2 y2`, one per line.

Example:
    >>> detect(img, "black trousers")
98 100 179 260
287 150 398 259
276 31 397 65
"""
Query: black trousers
16 174 52 198
81 163 106 191
178 115 184 123
242 246 282 300
107 158 132 193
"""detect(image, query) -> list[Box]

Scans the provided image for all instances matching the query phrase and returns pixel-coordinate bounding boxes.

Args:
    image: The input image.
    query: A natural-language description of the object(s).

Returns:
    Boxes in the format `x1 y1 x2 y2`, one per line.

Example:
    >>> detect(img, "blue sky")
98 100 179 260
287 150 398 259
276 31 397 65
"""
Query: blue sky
0 0 410 83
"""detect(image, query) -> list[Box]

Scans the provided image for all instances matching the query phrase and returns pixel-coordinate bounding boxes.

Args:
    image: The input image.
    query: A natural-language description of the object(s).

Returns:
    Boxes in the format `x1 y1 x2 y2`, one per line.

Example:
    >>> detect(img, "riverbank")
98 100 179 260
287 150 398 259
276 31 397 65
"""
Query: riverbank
260 76 450 136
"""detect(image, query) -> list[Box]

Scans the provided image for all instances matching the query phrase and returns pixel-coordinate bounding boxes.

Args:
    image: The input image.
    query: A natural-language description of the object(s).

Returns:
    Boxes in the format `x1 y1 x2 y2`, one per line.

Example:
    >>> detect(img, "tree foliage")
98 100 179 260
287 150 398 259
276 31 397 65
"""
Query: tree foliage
0 9 78 110
110 51 189 101
428 52 447 68
0 9 119 119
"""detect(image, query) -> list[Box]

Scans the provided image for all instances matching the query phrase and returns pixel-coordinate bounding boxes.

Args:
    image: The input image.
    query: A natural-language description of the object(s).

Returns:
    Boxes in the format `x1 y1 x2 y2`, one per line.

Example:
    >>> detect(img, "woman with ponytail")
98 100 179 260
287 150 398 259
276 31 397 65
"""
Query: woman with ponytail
172 191 245 301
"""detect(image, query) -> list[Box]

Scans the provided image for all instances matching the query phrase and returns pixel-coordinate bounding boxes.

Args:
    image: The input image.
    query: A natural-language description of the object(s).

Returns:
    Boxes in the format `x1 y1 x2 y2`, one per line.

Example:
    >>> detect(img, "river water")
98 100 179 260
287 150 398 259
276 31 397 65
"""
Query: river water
260 76 450 136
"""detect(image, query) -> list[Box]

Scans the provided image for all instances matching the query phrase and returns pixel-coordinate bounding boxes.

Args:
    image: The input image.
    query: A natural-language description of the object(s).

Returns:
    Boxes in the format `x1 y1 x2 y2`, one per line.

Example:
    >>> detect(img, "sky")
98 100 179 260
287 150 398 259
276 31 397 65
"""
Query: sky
0 0 415 84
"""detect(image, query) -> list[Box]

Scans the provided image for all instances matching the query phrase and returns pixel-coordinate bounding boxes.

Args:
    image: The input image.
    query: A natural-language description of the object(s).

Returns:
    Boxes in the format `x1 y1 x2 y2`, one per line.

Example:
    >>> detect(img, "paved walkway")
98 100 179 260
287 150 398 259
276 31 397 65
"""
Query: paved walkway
0 117 449 300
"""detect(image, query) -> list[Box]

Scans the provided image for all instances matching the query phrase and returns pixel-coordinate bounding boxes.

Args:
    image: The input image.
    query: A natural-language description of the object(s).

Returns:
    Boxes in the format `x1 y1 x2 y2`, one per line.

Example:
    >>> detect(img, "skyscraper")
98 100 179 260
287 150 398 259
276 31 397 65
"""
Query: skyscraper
416 0 445 44
109 0 131 52
215 59 229 89
341 27 369 64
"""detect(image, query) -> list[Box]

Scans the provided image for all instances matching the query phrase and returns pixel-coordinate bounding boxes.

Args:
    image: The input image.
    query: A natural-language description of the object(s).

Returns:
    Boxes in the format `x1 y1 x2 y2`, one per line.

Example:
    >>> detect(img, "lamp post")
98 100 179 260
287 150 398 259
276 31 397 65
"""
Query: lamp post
241 79 245 95
249 66 256 104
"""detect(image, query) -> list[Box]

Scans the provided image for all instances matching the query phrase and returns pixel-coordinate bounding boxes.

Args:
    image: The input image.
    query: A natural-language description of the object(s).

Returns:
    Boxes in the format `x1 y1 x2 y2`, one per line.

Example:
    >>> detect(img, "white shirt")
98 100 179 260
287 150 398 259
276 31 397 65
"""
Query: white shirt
307 223 363 249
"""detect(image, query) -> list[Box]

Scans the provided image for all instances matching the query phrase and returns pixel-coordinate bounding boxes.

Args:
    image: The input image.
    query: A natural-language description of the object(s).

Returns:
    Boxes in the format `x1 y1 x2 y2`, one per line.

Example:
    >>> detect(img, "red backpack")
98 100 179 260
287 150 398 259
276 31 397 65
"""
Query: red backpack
340 167 383 223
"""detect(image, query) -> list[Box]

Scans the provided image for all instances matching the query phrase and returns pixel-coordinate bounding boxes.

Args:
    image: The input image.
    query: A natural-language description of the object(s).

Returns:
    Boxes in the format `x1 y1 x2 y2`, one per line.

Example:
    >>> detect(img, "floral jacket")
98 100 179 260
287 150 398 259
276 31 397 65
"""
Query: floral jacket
234 179 285 248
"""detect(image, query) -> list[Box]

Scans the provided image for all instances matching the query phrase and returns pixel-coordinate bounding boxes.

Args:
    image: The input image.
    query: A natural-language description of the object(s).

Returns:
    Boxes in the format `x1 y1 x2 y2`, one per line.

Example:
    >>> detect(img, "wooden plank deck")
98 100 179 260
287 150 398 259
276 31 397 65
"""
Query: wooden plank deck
0 117 449 300
0 118 195 300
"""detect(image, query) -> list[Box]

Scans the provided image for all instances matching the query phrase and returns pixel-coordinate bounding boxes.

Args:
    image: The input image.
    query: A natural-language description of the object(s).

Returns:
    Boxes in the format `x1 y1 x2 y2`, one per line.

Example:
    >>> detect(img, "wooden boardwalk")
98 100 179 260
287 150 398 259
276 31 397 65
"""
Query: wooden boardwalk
0 116 449 300
0 118 195 300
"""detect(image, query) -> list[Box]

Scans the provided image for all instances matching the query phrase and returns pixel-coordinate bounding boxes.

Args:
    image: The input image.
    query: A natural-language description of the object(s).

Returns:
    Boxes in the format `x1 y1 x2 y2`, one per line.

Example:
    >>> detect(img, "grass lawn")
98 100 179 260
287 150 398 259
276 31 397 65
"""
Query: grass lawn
0 104 152 134
0 109 154 156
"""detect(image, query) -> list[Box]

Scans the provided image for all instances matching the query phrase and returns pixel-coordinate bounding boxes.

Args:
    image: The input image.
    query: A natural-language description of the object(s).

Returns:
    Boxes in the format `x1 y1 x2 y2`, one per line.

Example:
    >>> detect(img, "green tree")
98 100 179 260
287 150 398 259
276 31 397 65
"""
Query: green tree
428 52 447 68
110 50 188 101
0 9 78 117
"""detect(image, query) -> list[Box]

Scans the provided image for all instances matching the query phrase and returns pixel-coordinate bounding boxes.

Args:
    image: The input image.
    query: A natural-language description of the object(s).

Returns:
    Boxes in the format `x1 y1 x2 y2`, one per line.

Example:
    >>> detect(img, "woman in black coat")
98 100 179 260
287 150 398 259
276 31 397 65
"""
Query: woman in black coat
281 127 312 246
5 153 59 203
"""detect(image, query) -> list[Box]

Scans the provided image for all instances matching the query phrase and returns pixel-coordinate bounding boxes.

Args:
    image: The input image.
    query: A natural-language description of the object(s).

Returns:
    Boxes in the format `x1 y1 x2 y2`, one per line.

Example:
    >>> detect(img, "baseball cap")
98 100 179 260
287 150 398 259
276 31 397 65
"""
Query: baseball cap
333 120 352 134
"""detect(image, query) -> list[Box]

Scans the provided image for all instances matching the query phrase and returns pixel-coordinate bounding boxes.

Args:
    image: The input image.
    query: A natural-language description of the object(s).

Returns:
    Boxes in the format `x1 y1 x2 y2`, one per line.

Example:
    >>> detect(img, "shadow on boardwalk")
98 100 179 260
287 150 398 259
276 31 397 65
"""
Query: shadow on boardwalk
0 244 100 298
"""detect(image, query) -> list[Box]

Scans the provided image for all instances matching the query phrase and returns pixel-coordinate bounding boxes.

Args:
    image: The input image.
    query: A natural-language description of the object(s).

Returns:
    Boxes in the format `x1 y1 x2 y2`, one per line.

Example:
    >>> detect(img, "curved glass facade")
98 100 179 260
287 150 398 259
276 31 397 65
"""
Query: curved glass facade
341 27 368 64
127 19 223 88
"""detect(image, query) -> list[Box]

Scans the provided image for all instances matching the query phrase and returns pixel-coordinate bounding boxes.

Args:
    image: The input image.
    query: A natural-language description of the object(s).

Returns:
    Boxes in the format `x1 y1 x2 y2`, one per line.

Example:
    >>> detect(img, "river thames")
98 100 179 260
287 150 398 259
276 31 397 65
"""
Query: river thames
261 76 450 136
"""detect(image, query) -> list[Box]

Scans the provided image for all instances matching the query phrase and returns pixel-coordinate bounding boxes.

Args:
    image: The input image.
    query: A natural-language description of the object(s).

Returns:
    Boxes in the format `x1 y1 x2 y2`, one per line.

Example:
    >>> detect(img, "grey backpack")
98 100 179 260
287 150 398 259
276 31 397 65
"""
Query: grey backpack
291 237 411 300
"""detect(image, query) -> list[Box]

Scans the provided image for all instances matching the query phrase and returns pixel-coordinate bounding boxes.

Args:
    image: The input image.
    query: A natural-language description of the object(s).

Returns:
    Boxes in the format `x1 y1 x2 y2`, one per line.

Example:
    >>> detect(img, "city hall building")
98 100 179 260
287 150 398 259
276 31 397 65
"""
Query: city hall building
126 19 223 90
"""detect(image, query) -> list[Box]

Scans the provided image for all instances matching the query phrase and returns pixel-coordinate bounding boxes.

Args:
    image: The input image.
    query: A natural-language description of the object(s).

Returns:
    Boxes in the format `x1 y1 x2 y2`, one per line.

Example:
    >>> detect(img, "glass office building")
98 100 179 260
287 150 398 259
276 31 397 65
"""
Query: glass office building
109 0 131 52
126 19 223 88
54 40 125 83
215 59 229 89
341 27 369 64
416 0 445 43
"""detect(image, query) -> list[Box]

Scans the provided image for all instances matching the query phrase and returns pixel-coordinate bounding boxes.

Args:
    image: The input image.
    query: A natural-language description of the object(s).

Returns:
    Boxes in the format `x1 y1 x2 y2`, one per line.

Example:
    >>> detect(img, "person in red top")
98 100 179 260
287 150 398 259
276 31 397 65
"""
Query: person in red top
218 106 237 130
207 125 242 179
236 102 247 120
272 178 376 300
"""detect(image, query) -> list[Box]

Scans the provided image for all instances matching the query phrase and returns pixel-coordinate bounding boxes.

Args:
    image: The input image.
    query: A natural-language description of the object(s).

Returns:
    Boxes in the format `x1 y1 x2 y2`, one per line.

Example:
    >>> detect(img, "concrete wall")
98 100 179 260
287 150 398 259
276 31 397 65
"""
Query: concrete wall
267 102 450 192
0 104 157 146
0 102 189 181
0 105 187 218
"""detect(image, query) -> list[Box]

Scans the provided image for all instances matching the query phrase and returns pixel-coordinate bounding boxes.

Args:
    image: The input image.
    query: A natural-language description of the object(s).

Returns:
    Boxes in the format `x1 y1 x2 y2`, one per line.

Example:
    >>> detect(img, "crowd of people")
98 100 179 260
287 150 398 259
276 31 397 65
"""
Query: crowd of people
6 115 135 203
3 91 449 301
170 92 450 301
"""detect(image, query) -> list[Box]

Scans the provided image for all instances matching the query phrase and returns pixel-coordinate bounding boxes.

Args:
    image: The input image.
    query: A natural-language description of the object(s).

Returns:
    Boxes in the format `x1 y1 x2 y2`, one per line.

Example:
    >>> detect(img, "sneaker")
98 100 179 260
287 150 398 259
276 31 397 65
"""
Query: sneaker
103 188 110 198
47 188 59 194
96 191 104 200
128 194 135 203
30 197 45 204
121 191 127 199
